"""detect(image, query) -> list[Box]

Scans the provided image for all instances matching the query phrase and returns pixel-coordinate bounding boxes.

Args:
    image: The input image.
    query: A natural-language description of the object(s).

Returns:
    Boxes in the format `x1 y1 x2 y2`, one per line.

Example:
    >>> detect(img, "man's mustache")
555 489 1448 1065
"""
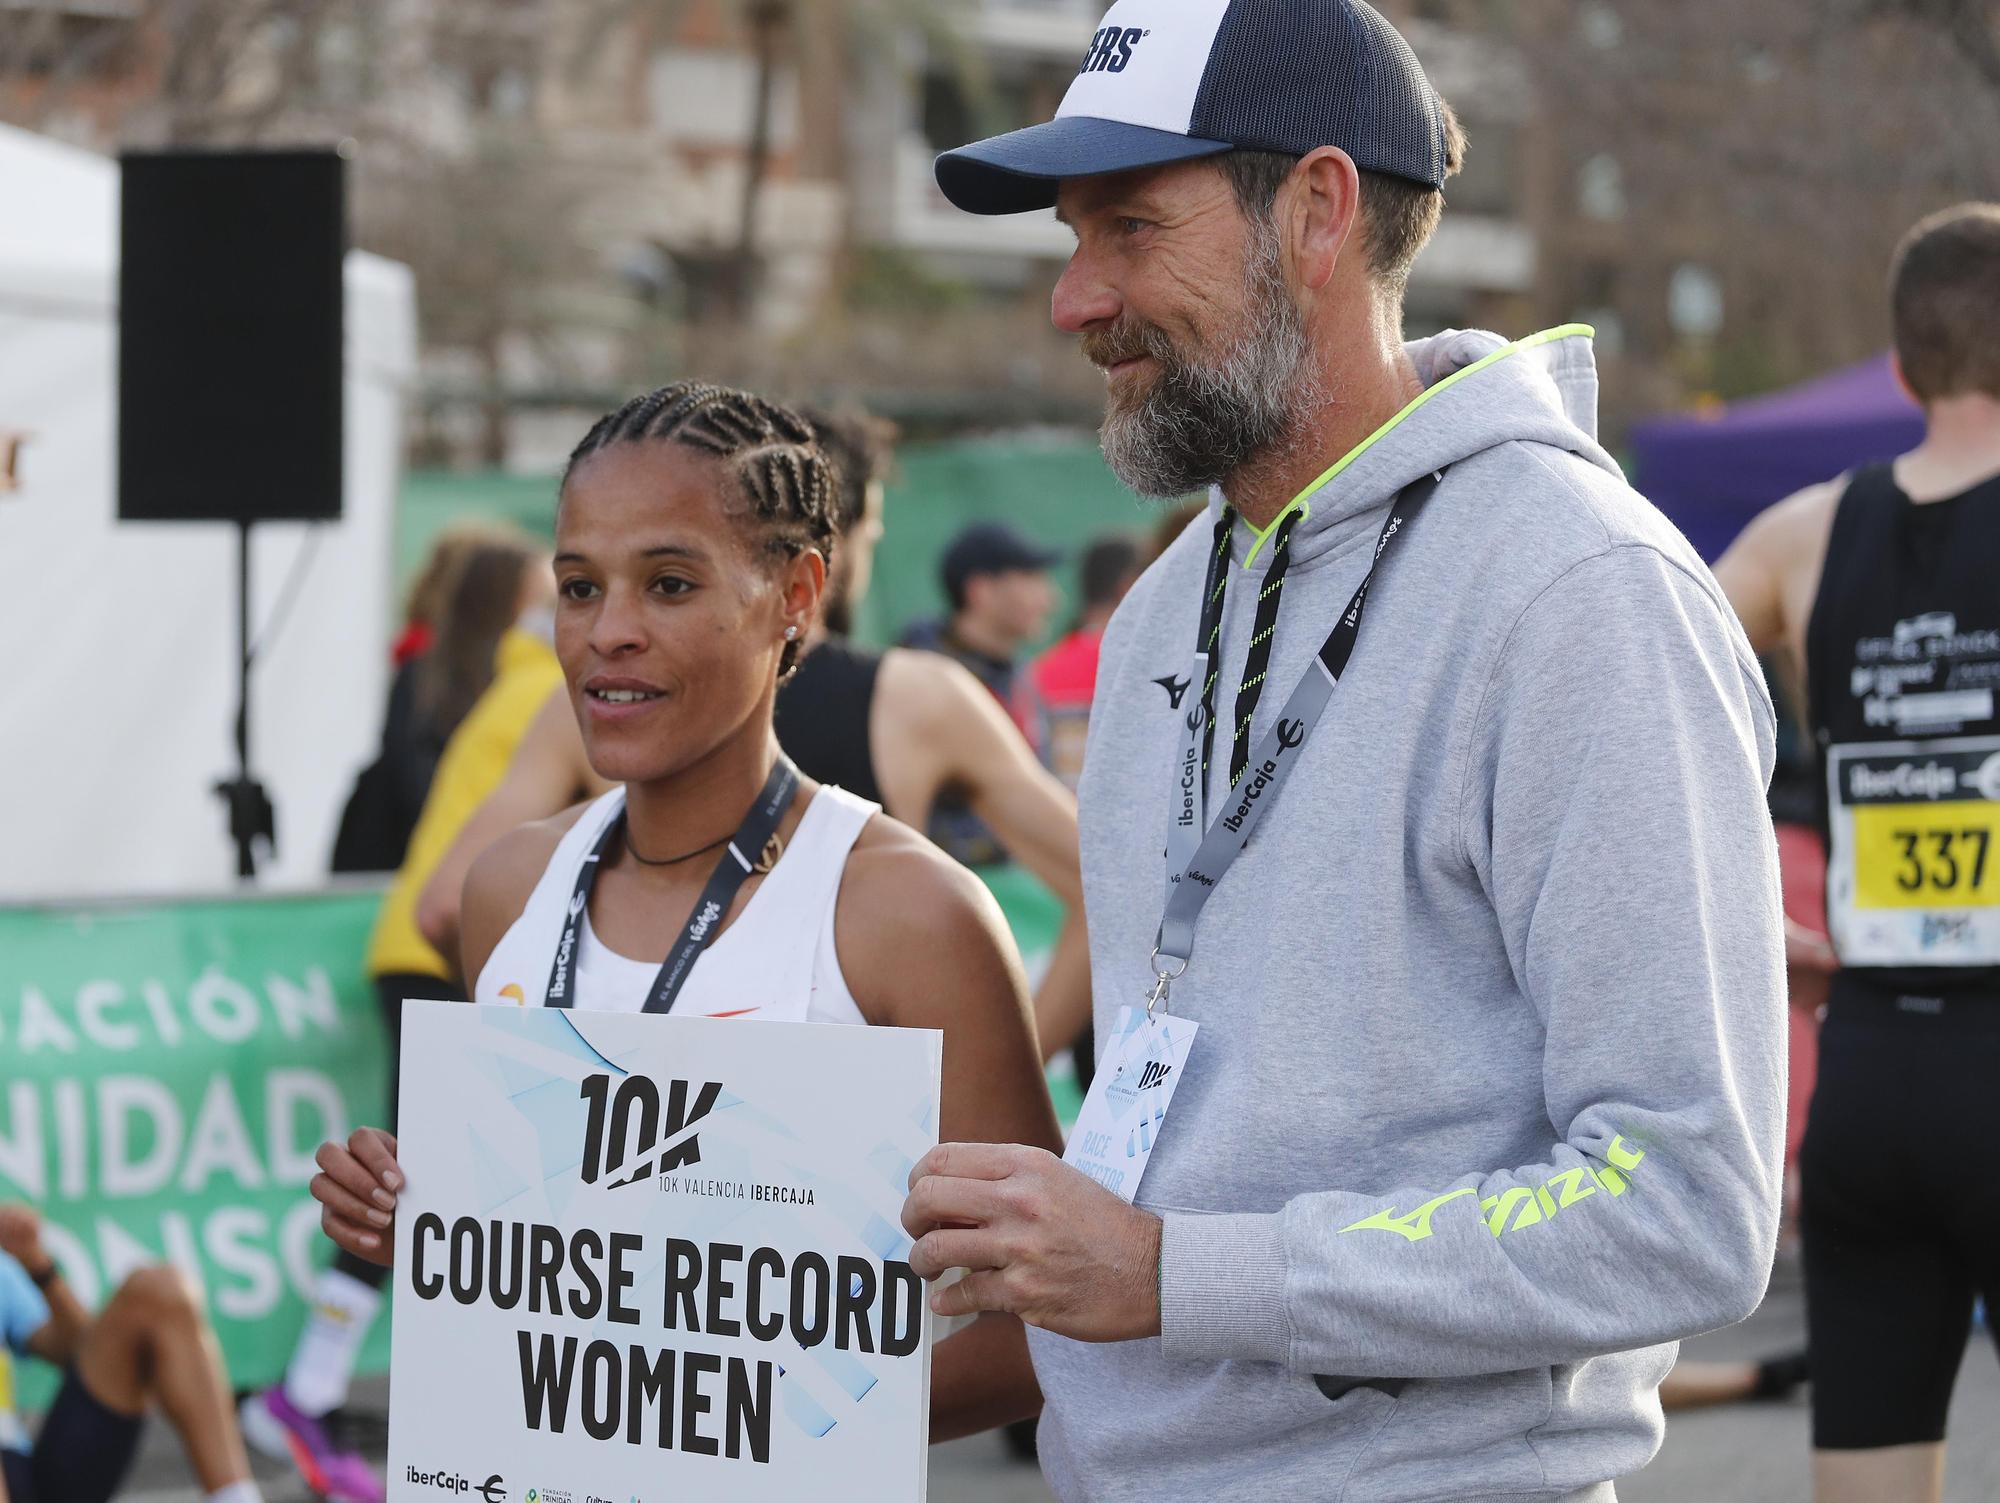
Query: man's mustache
1081 319 1182 371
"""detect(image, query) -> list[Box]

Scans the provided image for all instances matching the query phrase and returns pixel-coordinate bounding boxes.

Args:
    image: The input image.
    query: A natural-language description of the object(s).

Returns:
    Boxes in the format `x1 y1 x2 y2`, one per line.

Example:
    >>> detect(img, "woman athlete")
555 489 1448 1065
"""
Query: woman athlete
310 382 1058 1438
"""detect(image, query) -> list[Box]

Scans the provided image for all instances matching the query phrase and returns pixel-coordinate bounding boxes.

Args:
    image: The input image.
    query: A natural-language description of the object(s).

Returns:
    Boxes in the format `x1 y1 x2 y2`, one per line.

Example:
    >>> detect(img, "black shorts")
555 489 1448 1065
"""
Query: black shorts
0 1368 144 1503
1801 974 2000 1449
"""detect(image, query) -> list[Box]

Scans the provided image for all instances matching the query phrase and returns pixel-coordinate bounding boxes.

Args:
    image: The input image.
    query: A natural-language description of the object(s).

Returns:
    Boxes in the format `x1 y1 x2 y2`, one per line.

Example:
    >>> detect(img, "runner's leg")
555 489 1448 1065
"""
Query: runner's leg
54 1265 254 1499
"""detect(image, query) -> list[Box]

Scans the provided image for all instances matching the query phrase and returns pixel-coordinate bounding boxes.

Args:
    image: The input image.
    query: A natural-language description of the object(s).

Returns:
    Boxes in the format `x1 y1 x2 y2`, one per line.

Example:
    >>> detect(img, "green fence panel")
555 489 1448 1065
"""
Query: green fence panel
0 890 394 1404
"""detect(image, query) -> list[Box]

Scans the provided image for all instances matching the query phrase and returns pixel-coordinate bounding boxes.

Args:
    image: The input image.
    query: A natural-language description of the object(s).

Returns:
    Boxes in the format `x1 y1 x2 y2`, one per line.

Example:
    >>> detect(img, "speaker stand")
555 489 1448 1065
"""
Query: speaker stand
214 517 276 878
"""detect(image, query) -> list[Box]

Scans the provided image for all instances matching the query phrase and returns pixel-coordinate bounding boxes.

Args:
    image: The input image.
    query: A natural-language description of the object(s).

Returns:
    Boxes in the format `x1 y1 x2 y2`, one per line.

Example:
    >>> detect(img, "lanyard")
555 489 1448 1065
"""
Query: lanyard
543 756 801 1013
1153 472 1442 1012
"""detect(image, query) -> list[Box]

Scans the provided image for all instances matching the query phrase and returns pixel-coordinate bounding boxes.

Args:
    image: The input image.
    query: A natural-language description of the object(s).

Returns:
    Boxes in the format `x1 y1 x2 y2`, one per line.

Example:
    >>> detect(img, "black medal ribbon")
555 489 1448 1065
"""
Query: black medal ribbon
543 755 801 1013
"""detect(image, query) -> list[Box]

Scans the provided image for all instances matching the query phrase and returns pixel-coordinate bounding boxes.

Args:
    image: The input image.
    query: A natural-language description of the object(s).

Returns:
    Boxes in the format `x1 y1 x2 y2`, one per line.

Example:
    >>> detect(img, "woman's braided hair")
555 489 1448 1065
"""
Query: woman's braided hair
563 381 837 677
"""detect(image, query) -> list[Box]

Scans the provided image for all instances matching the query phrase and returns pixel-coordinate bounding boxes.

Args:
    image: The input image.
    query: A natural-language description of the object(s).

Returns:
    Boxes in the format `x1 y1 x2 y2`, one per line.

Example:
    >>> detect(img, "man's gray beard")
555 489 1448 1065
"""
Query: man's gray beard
1098 222 1321 499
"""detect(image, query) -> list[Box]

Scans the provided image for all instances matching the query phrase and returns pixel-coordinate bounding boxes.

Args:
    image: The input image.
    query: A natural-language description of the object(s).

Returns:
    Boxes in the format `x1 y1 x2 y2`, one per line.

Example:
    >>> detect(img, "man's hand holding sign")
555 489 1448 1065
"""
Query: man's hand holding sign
904 1143 1163 1342
904 1001 1203 1341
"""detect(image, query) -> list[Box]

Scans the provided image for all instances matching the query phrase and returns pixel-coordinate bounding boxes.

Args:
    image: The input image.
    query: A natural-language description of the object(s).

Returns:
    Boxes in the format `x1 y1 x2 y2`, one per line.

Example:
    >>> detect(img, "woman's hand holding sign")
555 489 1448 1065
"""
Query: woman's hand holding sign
311 1127 402 1266
903 1141 1163 1342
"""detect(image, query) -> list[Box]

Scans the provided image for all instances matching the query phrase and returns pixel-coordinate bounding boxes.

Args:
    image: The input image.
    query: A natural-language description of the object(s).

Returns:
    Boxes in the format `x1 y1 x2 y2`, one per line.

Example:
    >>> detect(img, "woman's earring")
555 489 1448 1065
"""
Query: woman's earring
784 625 798 641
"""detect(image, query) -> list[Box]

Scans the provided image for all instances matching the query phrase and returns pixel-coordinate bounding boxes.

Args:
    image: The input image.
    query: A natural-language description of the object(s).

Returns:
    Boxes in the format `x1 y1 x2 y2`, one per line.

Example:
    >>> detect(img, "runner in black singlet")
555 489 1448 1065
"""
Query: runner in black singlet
773 635 886 806
1714 202 2000 1503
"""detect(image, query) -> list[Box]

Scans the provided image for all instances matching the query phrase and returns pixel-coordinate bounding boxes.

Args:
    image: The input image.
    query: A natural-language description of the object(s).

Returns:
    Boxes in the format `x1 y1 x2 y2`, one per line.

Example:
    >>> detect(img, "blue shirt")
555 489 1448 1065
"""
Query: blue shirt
0 1251 50 1453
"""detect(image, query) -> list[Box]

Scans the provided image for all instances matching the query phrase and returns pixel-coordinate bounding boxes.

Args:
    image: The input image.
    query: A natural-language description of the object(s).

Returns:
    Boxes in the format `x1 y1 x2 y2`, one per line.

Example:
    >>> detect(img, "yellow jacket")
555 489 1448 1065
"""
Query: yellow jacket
365 628 563 980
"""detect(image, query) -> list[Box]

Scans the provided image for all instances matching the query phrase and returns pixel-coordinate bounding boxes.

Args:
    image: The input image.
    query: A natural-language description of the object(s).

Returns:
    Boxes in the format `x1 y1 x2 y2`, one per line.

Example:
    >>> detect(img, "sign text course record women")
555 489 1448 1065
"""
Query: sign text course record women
385 1001 941 1502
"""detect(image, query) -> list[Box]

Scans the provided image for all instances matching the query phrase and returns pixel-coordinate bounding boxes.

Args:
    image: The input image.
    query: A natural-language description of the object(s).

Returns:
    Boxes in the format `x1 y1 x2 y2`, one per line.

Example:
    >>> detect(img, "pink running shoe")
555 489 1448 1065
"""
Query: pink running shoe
239 1386 385 1503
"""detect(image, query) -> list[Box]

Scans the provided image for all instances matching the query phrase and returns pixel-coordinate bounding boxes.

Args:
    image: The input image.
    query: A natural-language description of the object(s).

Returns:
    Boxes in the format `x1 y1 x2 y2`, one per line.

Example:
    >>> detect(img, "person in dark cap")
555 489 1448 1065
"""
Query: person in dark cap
899 521 1061 865
902 1 1786 1497
903 521 1061 713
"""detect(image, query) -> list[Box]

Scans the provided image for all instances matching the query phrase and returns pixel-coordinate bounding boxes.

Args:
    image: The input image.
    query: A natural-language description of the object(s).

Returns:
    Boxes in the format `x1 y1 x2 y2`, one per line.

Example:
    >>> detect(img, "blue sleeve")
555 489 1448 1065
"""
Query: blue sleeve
0 1254 50 1352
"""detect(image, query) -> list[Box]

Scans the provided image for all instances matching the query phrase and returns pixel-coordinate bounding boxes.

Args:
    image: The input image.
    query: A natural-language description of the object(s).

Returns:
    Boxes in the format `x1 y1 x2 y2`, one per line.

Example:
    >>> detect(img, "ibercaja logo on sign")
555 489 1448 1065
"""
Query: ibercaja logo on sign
578 1073 721 1188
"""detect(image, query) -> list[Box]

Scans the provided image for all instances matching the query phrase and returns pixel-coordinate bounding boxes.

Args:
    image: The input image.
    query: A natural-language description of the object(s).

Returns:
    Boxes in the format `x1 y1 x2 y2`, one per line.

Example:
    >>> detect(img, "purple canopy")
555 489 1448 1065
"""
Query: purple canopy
1630 354 1924 562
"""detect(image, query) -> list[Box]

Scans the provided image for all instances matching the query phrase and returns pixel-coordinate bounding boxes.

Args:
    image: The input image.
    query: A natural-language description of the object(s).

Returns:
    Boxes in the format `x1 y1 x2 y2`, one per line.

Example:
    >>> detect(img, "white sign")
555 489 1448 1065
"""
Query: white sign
387 1001 941 1502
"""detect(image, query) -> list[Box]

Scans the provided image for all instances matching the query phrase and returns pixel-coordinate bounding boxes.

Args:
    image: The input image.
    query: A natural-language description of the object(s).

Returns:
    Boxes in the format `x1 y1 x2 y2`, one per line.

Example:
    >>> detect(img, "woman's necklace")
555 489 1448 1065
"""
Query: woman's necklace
622 828 731 867
622 787 789 874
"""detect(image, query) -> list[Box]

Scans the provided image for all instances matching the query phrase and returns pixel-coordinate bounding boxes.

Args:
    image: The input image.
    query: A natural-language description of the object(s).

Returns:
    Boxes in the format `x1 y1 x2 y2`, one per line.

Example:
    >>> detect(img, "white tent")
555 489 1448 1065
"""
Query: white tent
0 124 418 899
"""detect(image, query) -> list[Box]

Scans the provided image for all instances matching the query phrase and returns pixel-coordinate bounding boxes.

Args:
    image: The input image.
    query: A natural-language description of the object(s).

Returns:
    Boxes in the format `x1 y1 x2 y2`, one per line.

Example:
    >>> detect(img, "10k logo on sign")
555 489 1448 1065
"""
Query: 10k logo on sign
578 1073 722 1188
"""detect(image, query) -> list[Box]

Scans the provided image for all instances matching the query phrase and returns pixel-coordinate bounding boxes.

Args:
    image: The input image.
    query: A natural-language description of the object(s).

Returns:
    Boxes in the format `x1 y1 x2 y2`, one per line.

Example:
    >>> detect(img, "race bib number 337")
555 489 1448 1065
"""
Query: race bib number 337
1827 737 2000 965
1851 802 1996 908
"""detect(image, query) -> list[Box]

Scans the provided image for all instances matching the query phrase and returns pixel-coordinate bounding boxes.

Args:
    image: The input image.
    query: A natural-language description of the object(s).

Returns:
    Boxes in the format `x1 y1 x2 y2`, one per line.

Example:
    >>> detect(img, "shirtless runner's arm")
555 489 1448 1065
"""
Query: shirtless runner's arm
1712 477 1844 980
872 648 1093 1060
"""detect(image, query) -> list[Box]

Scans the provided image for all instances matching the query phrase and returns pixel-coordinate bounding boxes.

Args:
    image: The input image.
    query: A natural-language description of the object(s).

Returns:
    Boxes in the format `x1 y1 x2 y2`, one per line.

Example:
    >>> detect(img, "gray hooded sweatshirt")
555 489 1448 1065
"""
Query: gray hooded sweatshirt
1027 327 1787 1503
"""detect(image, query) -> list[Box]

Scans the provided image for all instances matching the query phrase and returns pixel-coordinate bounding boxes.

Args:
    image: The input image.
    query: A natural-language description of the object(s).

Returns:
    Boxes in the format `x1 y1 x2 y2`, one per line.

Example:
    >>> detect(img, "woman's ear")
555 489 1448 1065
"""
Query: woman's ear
779 548 828 641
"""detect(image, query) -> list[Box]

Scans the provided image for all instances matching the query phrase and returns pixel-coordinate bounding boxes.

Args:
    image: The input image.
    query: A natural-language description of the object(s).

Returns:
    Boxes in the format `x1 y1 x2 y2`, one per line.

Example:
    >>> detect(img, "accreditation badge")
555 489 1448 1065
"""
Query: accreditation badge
1825 735 2000 965
1063 1006 1199 1204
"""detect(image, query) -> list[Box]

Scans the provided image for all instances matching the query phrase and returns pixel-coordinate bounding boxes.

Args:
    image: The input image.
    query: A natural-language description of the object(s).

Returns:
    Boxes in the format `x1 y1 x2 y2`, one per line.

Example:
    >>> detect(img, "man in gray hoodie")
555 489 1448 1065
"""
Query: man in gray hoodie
902 2 1788 1499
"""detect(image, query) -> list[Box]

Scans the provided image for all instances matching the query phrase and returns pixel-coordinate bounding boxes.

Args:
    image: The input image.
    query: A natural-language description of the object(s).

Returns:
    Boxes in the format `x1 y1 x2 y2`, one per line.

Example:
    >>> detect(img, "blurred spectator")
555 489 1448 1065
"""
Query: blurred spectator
899 521 1060 865
243 551 558 1503
0 1203 264 1503
803 408 896 640
390 526 483 666
900 521 1060 719
330 528 543 873
1023 533 1142 792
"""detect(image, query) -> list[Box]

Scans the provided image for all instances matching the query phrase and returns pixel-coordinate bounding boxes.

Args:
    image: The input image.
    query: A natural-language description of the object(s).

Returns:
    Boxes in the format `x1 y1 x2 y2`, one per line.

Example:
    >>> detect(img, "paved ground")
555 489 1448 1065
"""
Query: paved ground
114 1259 2000 1501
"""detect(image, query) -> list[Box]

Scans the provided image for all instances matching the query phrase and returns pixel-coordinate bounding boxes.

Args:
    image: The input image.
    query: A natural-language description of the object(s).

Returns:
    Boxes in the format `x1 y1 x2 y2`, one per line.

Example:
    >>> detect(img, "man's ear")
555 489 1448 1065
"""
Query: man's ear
1284 147 1362 293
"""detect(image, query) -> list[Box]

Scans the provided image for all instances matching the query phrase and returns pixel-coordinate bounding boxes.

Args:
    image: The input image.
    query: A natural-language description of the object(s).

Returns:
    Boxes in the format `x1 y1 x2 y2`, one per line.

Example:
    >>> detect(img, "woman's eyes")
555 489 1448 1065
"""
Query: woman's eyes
556 575 694 601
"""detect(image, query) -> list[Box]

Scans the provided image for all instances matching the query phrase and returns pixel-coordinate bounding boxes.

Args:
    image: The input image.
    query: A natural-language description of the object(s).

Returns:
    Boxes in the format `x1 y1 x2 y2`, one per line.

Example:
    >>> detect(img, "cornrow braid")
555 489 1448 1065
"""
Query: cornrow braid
563 381 838 677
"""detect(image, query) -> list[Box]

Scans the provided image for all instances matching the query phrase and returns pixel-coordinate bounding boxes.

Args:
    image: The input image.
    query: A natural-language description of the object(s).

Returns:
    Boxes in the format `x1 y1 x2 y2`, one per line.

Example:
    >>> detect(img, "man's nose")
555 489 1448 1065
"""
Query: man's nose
1052 247 1120 334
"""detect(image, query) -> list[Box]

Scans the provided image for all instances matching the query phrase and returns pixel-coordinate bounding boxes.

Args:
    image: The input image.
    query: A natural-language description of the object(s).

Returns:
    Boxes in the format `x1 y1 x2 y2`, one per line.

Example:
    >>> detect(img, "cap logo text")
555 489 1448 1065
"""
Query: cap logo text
1080 25 1146 74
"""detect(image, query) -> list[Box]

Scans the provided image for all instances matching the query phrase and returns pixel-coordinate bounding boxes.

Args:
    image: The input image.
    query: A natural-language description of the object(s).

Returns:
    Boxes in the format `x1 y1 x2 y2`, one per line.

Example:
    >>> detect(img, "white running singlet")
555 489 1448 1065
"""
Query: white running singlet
473 783 877 1024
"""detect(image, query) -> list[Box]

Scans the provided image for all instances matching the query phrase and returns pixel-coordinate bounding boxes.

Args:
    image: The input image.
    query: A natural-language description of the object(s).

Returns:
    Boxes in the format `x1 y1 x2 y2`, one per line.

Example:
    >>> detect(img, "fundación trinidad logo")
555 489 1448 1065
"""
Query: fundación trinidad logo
578 1072 723 1188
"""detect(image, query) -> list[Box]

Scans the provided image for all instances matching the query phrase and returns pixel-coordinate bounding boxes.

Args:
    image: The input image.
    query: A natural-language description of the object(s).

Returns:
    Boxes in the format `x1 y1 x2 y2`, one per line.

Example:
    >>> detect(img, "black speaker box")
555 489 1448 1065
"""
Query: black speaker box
118 149 345 524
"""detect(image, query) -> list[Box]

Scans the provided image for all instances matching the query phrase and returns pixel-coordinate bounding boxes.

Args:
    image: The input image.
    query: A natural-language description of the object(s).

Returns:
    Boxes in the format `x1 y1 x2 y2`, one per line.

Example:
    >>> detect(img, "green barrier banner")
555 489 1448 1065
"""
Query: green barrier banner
0 890 393 1399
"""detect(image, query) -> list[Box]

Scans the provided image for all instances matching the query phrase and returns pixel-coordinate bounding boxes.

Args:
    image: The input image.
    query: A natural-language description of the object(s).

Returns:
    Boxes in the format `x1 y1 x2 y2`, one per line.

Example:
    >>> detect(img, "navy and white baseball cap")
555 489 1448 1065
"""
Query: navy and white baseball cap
935 0 1450 216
